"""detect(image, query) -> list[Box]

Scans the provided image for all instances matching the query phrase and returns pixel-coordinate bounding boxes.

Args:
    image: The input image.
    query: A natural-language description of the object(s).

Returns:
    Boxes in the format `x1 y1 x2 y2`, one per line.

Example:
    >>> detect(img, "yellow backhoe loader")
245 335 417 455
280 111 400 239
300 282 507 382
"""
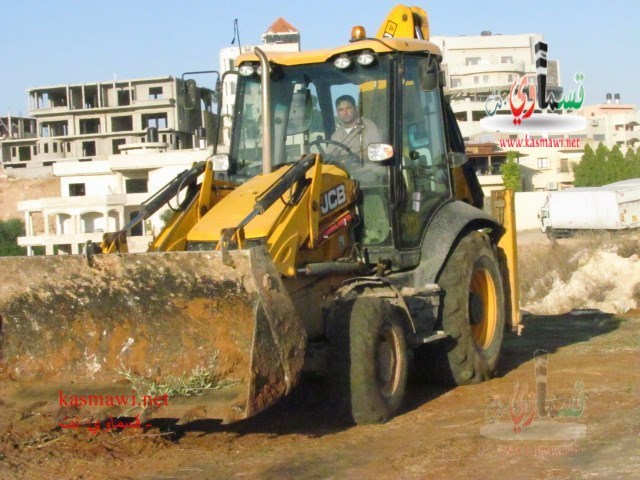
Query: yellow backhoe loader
0 5 519 426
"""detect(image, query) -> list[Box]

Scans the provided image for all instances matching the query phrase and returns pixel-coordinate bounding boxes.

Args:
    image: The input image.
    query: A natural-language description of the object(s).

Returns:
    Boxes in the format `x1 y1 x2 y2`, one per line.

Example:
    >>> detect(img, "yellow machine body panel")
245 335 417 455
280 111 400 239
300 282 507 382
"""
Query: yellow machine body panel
235 37 441 68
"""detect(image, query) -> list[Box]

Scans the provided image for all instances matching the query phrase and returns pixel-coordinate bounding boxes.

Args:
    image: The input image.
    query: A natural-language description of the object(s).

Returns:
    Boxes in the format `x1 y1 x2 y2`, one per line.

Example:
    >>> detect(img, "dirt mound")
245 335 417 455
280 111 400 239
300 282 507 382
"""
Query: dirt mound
0 174 59 222
520 233 640 315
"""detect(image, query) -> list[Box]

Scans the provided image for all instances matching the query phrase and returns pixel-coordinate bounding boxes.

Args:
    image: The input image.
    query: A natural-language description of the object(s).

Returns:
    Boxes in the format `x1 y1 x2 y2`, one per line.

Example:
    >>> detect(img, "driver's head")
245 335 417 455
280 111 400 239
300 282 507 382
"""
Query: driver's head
335 95 359 128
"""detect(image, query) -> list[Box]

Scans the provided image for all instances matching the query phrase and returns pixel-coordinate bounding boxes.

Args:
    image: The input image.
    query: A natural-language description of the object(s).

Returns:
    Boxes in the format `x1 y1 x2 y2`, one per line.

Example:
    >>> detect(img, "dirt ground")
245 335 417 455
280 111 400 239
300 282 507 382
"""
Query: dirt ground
1 180 638 479
0 174 59 233
1 308 638 480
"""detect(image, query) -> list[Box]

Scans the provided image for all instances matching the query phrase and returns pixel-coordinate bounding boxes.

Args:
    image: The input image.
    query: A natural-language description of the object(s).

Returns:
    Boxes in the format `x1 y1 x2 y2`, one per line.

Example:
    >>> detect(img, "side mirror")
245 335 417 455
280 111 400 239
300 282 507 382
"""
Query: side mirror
184 79 198 110
418 58 438 91
286 89 313 136
449 152 469 167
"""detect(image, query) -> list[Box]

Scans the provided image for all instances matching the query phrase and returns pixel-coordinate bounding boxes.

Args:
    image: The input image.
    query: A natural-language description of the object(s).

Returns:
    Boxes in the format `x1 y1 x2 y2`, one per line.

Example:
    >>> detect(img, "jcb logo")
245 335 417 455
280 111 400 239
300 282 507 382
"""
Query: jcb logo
321 184 347 215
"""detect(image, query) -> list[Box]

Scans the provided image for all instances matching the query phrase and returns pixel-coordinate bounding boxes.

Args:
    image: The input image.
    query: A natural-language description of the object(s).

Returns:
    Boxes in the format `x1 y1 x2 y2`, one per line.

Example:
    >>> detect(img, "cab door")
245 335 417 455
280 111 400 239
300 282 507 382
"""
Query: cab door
396 55 452 249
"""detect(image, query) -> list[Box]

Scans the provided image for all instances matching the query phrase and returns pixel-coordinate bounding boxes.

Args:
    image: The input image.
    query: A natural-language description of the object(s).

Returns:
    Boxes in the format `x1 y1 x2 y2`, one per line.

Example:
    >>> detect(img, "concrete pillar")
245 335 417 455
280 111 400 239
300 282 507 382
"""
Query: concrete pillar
103 211 108 232
75 214 82 234
71 243 79 255
26 246 33 256
46 244 54 255
24 211 32 237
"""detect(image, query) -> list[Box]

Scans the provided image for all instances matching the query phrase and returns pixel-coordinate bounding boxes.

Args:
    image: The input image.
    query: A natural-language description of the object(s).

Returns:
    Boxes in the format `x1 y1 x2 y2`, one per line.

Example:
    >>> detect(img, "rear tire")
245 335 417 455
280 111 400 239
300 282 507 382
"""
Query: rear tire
328 297 408 424
422 231 505 385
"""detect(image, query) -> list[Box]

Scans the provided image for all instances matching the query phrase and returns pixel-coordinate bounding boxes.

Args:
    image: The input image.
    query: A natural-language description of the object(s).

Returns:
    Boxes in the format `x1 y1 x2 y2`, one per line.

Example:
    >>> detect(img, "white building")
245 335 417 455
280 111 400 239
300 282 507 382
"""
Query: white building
579 95 640 150
17 141 214 255
432 32 576 193
219 17 300 145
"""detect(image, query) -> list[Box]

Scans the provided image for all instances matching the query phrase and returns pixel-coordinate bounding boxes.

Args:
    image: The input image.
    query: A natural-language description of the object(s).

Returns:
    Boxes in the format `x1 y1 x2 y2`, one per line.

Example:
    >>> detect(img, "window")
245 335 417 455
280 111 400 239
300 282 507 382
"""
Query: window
537 157 549 169
149 87 163 100
474 76 479 85
53 143 58 153
11 147 16 157
125 178 148 193
465 57 480 66
559 158 570 173
142 113 168 129
19 146 31 161
82 141 96 157
69 183 86 197
111 116 133 132
450 78 461 88
483 75 489 84
118 90 131 106
112 138 126 153
455 111 468 122
501 56 513 64
79 118 100 134
44 144 49 154
472 111 486 121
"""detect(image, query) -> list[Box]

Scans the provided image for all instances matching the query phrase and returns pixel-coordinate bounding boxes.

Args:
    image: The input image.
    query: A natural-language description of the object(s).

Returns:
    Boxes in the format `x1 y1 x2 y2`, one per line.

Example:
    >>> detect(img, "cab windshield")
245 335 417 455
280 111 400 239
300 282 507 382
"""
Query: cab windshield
229 56 391 182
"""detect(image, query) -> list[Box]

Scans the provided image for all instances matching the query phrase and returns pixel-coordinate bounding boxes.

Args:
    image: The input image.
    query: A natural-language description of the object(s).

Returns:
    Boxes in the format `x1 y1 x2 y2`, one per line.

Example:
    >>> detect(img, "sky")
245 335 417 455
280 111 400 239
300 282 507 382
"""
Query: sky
1 0 638 116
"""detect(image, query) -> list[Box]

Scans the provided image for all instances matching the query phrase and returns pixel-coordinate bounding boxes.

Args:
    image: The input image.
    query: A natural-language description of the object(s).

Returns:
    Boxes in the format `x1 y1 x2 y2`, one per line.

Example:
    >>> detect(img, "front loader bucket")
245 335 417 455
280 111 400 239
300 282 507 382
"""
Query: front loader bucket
0 246 306 425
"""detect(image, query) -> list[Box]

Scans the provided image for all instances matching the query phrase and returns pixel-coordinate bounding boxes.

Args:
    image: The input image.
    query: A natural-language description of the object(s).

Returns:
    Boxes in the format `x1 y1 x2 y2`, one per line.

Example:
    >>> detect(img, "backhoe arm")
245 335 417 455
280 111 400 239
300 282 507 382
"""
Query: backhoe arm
100 161 208 253
376 5 429 40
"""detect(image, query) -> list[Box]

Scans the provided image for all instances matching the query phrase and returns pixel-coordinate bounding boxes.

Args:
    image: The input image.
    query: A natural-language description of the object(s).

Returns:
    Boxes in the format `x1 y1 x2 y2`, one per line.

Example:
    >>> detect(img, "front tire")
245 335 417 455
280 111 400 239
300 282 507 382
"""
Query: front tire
425 231 506 385
328 297 408 424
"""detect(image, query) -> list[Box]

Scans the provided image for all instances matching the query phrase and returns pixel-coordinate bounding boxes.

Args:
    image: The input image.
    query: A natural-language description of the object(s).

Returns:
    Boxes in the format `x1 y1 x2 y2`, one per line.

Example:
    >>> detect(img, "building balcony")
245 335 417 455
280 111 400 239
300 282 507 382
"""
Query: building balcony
18 194 128 212
455 61 526 76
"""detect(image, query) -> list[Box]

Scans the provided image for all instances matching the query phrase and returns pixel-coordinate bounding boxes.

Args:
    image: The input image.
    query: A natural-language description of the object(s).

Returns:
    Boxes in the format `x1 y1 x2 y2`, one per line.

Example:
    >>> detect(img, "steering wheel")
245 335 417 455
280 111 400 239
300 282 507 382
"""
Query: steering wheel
308 138 359 166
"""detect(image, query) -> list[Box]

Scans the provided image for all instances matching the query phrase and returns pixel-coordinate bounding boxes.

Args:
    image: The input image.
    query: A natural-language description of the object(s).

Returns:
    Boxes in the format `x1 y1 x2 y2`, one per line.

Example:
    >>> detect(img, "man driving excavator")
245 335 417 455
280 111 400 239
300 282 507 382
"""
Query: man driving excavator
329 94 383 165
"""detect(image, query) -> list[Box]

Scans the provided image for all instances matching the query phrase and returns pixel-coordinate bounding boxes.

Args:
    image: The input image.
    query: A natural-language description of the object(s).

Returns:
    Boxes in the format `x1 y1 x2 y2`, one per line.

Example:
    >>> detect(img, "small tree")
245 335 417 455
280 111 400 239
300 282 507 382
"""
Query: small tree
0 218 27 256
500 151 522 191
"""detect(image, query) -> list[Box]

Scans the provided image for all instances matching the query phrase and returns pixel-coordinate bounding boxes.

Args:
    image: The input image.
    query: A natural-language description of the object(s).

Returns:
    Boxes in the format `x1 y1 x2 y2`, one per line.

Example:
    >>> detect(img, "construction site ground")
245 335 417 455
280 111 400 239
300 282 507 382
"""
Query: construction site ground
2 287 639 478
1 177 639 479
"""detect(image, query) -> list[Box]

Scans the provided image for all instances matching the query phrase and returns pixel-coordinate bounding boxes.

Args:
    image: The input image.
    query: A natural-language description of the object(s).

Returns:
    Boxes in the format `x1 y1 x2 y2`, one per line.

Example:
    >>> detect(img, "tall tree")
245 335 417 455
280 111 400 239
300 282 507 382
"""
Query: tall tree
573 143 599 186
606 144 626 184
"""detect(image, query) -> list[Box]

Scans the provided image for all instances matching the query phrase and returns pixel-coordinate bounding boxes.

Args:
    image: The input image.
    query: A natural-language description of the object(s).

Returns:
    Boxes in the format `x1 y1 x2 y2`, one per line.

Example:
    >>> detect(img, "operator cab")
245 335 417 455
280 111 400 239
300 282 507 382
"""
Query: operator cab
226 38 458 267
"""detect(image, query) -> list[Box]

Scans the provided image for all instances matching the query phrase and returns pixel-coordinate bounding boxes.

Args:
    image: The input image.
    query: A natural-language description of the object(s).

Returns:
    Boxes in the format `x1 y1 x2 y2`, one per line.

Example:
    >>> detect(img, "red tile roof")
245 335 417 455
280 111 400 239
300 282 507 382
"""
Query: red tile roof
266 17 298 34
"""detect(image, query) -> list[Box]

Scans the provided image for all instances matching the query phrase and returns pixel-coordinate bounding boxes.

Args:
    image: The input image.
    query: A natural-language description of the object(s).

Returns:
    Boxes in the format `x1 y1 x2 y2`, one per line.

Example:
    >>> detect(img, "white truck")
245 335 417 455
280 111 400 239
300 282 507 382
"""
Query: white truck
540 179 640 238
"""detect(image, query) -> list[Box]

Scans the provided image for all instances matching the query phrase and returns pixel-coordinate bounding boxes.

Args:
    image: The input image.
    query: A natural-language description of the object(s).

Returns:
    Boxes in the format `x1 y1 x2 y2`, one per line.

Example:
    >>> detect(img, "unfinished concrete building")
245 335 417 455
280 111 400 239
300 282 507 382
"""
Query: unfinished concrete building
1 77 217 177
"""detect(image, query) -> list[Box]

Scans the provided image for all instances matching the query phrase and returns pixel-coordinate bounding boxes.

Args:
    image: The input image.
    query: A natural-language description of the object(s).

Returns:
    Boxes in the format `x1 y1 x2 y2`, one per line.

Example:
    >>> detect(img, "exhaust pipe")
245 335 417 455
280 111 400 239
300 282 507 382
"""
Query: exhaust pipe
255 47 272 175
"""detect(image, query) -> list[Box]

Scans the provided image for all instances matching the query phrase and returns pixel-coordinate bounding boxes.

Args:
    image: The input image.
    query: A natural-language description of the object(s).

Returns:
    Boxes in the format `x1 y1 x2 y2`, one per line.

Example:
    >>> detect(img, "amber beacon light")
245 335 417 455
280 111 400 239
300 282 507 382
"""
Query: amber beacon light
351 25 366 41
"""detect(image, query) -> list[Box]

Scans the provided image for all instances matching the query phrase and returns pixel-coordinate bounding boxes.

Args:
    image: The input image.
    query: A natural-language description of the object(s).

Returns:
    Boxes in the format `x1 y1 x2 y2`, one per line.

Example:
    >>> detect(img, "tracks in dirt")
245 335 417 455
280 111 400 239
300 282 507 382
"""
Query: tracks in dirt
2 311 639 479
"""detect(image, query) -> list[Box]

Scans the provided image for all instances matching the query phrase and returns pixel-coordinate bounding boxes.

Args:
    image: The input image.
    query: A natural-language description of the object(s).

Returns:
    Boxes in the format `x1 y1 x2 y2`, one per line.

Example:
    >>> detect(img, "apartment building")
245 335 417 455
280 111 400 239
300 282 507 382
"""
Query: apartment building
1 76 216 177
579 94 640 150
219 17 300 145
431 32 576 193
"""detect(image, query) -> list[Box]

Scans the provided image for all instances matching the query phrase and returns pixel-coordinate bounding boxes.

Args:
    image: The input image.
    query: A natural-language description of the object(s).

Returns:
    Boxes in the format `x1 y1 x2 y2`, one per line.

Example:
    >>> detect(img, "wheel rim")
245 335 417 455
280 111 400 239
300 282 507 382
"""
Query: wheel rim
375 324 401 400
469 266 498 350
